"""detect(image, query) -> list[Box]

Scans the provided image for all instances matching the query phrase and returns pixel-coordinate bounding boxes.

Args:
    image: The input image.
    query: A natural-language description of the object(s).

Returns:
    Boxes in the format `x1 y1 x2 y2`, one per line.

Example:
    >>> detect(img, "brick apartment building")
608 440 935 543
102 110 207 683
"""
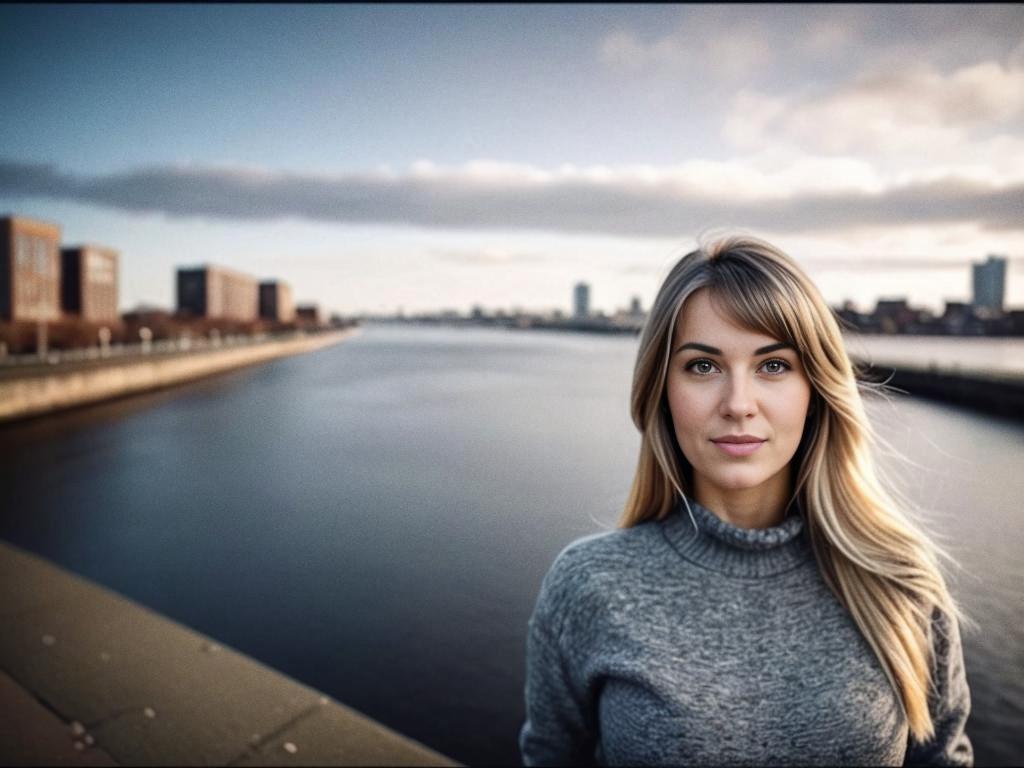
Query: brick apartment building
259 280 295 323
60 245 119 323
295 304 320 326
0 215 62 322
177 265 258 322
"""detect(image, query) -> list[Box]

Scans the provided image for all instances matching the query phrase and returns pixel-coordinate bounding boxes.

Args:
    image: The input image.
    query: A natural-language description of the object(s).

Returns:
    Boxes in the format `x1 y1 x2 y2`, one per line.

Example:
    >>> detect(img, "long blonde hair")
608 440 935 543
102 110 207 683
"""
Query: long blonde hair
621 233 964 743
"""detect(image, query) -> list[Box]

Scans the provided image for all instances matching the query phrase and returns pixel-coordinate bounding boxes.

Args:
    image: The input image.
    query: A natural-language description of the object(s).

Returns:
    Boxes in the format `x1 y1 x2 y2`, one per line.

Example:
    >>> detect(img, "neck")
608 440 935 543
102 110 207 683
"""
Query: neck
694 469 793 529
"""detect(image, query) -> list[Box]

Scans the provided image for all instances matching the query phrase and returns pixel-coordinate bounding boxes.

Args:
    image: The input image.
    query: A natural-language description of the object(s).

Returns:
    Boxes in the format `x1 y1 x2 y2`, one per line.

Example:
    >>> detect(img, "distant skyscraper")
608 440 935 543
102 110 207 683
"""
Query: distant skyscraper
574 282 590 318
630 296 643 316
972 255 1006 313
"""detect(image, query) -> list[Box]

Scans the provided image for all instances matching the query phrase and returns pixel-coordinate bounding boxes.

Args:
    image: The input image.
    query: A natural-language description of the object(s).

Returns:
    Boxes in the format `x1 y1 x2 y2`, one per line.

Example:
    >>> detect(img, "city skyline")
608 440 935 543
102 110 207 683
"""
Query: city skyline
2 4 1023 315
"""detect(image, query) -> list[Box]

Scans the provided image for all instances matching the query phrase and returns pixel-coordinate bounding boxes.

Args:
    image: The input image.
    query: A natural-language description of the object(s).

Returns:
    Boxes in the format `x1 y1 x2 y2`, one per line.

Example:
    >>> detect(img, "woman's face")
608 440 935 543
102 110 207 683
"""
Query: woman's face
665 288 812 513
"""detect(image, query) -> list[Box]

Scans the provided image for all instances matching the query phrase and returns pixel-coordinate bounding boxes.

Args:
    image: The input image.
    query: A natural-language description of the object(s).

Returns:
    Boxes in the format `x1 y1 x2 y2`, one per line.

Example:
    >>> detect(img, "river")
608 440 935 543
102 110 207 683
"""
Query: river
0 324 1020 765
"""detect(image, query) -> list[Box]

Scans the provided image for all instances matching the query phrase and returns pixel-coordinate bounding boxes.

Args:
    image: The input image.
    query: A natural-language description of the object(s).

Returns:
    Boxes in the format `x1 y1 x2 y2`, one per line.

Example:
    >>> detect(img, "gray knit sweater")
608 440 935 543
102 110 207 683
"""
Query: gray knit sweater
519 499 972 766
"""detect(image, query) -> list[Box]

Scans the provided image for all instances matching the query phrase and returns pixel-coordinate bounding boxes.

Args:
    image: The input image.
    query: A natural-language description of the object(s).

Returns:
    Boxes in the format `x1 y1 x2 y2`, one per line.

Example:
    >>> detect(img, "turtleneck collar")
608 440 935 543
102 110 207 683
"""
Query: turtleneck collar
660 495 812 578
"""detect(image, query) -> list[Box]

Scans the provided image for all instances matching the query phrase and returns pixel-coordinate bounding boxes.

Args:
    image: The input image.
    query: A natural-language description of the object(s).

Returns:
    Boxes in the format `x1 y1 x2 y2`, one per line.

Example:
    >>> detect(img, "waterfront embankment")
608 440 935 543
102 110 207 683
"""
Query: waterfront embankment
0 540 457 766
851 358 1024 421
842 333 1024 420
0 329 358 424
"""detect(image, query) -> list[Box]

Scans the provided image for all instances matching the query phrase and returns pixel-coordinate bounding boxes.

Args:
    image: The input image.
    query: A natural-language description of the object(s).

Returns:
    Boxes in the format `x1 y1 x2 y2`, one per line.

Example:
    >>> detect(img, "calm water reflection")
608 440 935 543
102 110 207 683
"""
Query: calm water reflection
0 324 1020 765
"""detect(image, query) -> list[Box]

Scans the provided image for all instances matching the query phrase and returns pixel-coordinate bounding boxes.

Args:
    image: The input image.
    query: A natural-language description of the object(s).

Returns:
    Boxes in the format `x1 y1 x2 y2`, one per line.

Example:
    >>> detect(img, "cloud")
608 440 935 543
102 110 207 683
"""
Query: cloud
599 18 773 82
724 59 1024 156
601 6 1024 82
431 247 547 266
619 263 660 275
800 15 858 55
800 256 987 272
1 159 1021 239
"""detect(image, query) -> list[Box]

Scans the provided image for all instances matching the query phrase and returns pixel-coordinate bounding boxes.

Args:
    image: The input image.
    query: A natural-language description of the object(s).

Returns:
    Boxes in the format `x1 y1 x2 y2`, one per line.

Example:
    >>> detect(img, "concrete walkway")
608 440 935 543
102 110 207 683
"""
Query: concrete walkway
0 541 457 766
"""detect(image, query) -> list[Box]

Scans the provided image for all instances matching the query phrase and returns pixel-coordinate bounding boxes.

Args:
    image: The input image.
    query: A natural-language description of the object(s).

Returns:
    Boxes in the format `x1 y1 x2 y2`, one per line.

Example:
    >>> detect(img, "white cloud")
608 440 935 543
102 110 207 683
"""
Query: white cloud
723 59 1024 159
1010 34 1024 69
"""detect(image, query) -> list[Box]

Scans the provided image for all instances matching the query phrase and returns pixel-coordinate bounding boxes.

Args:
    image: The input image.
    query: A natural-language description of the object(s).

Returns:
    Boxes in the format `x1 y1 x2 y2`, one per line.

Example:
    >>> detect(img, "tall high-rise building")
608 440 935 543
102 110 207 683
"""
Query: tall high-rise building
972 255 1006 313
177 265 258 321
574 282 590 319
0 215 61 322
61 245 119 323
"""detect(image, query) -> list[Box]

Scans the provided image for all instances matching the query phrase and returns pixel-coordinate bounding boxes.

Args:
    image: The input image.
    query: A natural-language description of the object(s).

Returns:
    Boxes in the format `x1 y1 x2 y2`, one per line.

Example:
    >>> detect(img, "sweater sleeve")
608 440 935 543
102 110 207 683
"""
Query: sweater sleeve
903 608 973 766
519 554 599 766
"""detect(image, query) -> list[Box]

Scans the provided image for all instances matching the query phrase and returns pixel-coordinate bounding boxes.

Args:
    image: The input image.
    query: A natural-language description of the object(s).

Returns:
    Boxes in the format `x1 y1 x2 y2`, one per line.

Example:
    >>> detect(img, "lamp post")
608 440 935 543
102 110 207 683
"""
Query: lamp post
139 326 152 355
36 320 48 360
98 326 111 358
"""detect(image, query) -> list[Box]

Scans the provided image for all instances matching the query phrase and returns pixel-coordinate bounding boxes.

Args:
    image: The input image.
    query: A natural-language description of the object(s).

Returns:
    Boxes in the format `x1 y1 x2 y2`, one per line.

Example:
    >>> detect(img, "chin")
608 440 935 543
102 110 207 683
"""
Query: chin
706 467 772 491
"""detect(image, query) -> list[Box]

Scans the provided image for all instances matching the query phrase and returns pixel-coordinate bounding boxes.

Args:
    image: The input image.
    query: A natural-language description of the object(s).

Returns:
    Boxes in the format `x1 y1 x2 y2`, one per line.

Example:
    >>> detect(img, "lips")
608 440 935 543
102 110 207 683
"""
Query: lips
712 435 765 444
711 435 766 457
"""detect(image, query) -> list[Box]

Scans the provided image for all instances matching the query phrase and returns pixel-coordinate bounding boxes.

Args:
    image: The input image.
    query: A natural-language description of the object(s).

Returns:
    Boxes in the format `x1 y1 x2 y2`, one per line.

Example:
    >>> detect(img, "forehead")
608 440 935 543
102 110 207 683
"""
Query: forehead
673 289 781 348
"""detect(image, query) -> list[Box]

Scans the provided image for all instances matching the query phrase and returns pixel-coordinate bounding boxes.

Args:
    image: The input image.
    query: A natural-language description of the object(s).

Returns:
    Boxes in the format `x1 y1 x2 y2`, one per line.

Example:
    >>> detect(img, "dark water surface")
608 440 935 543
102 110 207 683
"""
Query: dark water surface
1 325 1021 766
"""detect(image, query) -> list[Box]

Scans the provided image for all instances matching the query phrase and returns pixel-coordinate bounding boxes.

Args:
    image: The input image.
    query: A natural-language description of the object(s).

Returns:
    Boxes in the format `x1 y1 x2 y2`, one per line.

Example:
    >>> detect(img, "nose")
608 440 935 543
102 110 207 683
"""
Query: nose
719 373 757 420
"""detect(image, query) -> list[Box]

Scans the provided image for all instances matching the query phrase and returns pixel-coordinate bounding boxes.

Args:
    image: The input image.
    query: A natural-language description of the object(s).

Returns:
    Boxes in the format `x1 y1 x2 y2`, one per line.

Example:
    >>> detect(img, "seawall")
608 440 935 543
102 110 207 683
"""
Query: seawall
0 540 457 766
0 329 358 424
855 359 1024 421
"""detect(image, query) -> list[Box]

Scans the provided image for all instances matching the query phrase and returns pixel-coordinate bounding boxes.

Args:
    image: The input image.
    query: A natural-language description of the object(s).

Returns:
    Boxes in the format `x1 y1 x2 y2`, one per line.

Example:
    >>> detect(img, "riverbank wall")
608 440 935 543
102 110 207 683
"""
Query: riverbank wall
856 360 1024 421
0 329 358 424
0 540 456 766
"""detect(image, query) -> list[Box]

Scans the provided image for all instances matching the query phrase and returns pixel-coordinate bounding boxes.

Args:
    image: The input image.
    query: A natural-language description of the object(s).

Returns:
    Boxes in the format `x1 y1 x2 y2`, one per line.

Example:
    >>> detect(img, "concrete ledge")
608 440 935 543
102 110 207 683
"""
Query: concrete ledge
0 329 359 424
0 541 457 766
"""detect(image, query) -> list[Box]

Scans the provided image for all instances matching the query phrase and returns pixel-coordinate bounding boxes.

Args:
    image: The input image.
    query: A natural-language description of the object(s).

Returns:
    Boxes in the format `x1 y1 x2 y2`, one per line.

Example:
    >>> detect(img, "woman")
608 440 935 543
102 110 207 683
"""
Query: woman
519 235 972 766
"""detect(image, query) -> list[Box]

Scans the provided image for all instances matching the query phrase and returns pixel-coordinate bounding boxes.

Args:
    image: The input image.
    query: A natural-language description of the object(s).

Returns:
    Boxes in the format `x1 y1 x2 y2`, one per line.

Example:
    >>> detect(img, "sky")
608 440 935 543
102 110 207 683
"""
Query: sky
1 3 1023 316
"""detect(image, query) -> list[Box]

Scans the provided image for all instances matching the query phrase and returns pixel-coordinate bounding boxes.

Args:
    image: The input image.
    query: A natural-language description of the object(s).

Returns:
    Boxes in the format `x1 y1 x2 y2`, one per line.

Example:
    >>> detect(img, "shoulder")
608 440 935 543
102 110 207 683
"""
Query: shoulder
532 522 664 631
547 521 663 583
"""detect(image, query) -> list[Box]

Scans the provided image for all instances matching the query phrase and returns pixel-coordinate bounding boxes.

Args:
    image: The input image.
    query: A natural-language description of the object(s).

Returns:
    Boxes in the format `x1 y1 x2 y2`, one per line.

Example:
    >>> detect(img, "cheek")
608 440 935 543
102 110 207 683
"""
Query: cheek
769 383 812 436
665 383 712 436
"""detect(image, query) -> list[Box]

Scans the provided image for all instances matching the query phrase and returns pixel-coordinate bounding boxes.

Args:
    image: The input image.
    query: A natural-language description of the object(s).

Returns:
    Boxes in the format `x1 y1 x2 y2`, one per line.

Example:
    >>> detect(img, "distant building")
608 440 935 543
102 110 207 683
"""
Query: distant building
972 255 1006 313
61 245 119 323
629 296 643 317
1008 310 1024 336
574 282 590 319
295 304 320 326
940 301 973 334
258 280 295 322
121 305 176 341
873 298 914 334
0 215 61 322
177 265 258 321
122 305 172 326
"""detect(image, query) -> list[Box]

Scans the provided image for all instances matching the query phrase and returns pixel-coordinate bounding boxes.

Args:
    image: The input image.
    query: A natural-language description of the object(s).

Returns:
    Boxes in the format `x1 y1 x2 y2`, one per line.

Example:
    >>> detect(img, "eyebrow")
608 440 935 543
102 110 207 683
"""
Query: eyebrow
673 341 795 356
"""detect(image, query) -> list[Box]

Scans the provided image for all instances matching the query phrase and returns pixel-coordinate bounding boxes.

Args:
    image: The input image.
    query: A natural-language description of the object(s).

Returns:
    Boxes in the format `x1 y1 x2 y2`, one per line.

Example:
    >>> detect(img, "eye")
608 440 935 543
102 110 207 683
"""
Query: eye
685 358 719 376
759 358 791 375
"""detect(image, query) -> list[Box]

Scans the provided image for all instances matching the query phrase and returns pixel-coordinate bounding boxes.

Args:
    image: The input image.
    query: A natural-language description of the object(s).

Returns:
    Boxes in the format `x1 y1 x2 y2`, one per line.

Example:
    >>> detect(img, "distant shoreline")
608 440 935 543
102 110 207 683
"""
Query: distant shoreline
372 322 1024 421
